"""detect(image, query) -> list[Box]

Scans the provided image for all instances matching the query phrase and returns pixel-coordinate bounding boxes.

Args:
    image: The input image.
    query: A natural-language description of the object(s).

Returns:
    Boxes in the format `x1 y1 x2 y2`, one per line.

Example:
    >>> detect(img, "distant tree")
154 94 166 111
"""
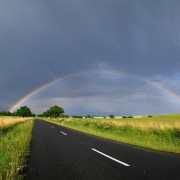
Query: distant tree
12 111 17 116
15 106 33 117
31 113 36 117
37 114 42 117
0 111 12 116
42 111 49 118
122 116 127 118
128 116 134 118
6 111 12 116
85 115 93 118
60 114 69 118
43 105 64 118
109 114 115 119
72 115 83 118
148 115 153 118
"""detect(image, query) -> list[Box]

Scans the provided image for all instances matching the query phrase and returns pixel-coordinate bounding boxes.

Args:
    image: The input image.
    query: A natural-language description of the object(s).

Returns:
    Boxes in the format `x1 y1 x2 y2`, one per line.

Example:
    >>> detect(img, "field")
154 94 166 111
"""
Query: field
0 117 34 180
0 116 31 130
44 114 180 153
101 114 180 129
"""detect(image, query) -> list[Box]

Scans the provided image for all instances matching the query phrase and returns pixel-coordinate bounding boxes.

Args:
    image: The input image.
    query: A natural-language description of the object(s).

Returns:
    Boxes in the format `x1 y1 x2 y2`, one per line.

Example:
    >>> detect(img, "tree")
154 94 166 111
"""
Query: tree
109 114 115 118
128 116 134 118
0 111 12 116
15 106 33 117
85 115 92 118
43 105 64 118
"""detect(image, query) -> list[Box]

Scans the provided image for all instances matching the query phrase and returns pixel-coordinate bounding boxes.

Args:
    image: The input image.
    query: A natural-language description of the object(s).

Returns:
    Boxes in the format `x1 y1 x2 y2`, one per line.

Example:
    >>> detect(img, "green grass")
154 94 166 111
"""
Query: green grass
0 119 34 180
44 116 180 153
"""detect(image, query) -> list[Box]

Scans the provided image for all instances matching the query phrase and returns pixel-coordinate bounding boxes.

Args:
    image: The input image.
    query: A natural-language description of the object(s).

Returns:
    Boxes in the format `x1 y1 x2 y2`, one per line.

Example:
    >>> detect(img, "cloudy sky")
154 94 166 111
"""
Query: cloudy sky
1 0 180 116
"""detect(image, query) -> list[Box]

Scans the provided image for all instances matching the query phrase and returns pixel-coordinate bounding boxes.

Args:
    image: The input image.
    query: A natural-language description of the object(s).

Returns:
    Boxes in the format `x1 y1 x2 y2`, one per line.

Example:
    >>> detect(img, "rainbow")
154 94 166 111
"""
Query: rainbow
8 69 90 112
8 69 180 112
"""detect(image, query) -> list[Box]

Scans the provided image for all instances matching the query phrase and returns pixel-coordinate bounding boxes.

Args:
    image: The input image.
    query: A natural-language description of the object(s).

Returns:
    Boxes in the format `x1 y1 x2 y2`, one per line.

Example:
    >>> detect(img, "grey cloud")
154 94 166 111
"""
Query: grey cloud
1 0 180 114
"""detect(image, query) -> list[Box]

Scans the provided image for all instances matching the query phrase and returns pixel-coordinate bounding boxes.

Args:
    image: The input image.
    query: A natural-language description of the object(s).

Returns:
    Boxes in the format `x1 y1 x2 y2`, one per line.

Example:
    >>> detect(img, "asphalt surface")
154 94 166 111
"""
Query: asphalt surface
25 119 180 180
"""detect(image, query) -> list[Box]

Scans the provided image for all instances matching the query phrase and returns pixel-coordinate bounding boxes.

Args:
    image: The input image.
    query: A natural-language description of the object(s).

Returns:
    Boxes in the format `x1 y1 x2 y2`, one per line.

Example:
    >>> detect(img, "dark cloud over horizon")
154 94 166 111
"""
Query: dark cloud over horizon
1 0 180 115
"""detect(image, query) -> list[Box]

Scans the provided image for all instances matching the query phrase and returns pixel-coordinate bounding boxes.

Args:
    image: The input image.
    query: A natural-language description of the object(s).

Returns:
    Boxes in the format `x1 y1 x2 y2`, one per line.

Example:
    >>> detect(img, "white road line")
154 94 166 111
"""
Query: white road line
91 148 130 167
51 126 54 128
60 131 67 136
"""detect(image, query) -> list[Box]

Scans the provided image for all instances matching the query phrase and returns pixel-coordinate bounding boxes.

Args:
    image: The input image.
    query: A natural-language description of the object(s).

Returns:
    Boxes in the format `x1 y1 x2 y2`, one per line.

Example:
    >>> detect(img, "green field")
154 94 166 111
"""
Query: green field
0 117 34 180
44 114 180 153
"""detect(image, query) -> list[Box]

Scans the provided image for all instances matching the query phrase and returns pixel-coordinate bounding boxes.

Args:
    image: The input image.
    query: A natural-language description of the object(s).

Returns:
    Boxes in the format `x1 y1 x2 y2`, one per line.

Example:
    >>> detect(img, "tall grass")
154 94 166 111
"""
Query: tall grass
45 115 180 153
0 117 31 131
0 118 34 180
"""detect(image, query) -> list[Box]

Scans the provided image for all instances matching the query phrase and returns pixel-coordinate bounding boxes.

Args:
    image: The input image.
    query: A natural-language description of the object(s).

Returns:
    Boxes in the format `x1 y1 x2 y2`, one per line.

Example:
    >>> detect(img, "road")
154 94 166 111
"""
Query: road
25 119 180 180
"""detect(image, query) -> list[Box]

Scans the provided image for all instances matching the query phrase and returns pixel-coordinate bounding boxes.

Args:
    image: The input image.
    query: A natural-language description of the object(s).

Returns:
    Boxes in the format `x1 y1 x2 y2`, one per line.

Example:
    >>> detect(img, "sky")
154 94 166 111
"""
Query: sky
0 0 180 116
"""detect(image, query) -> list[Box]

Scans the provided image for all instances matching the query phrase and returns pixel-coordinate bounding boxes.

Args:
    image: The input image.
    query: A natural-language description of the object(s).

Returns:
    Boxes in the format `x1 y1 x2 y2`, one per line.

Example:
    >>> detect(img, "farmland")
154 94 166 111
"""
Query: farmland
0 117 31 130
44 114 180 153
0 117 34 179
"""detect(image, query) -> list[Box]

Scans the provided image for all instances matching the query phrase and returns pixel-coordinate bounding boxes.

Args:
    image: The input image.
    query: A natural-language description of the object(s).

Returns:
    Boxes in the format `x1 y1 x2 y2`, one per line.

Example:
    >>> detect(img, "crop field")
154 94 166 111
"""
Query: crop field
0 116 31 130
0 117 34 179
100 115 180 129
45 114 180 153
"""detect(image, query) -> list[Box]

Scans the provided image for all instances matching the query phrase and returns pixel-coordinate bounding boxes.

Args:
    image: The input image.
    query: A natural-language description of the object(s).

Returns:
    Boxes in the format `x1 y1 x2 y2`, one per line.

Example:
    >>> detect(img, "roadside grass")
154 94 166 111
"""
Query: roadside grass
0 117 34 180
44 115 180 153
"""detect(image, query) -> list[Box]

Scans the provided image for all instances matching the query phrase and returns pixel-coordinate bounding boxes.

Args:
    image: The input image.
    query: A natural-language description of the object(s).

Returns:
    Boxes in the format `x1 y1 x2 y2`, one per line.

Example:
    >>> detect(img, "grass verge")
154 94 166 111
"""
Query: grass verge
44 117 180 153
0 119 34 180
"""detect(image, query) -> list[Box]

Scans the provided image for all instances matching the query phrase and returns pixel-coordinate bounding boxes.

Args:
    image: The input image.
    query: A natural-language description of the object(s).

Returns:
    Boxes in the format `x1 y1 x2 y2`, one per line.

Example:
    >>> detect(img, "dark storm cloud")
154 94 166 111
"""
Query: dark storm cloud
1 0 180 113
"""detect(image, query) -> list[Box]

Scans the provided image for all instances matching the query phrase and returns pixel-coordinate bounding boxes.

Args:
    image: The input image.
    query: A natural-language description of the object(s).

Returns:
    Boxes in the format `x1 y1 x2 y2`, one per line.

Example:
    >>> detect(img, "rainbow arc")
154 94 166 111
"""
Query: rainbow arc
8 69 180 112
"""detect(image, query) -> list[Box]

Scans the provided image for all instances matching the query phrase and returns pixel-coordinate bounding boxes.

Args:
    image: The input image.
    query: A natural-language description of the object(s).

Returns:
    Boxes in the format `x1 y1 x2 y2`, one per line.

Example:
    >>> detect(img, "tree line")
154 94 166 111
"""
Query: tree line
0 105 66 118
0 106 35 117
0 105 127 118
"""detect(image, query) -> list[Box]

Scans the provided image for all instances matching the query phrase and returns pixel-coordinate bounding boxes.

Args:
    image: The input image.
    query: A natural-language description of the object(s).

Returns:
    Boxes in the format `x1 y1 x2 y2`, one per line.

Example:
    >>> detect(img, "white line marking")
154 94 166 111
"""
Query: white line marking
51 126 54 128
91 148 130 167
60 131 67 136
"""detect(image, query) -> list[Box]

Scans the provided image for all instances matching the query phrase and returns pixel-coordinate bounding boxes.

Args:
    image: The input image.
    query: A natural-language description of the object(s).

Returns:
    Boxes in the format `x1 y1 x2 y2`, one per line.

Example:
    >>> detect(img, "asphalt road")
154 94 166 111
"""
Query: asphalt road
25 119 180 180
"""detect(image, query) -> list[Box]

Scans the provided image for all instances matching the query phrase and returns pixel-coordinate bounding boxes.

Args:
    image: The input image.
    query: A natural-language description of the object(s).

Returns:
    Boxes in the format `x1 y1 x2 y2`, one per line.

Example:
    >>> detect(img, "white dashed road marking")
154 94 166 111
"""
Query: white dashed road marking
60 131 67 136
91 148 130 167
